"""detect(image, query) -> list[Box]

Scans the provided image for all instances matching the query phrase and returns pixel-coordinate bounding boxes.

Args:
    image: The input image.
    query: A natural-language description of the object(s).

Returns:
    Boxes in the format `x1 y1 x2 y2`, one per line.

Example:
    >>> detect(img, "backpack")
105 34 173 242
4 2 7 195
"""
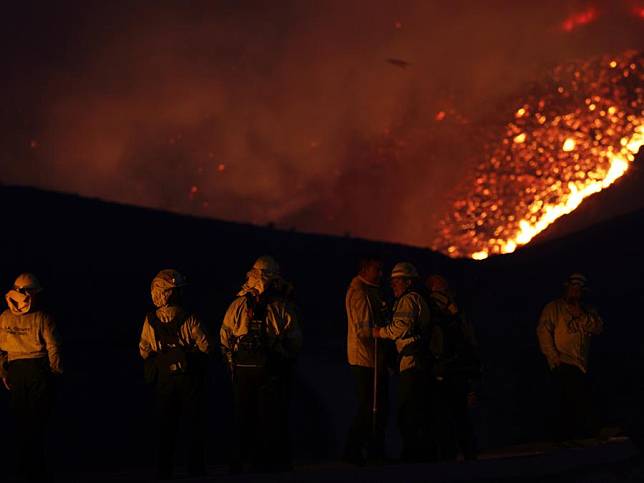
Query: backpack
146 311 191 379
232 294 270 368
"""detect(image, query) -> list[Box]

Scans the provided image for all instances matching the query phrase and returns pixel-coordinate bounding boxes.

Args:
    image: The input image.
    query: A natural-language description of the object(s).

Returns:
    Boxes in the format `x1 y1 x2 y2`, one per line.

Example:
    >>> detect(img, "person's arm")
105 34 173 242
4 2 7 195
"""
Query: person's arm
0 316 9 389
349 291 373 339
584 308 603 335
42 314 63 374
139 318 156 360
374 295 414 340
220 300 241 369
281 303 303 357
536 304 560 368
188 315 211 354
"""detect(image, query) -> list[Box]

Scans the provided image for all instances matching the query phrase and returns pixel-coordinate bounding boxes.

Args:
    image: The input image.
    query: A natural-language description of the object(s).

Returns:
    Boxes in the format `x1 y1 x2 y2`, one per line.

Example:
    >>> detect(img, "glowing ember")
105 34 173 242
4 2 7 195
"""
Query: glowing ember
562 138 576 151
561 7 599 32
434 51 644 260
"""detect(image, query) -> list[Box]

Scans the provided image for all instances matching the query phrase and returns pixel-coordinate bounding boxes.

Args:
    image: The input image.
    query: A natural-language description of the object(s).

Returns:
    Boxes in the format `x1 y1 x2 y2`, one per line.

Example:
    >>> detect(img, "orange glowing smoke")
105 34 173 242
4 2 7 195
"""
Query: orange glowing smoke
434 51 643 260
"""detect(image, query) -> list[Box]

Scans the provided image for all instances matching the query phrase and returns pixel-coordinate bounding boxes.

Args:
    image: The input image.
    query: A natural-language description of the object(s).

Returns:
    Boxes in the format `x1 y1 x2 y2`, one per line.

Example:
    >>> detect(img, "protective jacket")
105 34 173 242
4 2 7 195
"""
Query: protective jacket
220 294 302 368
379 290 431 372
139 306 210 360
537 298 603 373
0 309 62 374
346 275 385 368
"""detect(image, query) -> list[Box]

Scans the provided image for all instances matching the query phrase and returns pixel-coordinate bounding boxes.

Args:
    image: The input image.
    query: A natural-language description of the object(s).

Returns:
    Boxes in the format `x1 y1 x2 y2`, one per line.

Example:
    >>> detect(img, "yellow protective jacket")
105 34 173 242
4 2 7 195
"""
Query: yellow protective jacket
537 298 603 373
0 309 62 374
346 276 385 368
139 308 210 360
220 296 302 366
379 291 431 372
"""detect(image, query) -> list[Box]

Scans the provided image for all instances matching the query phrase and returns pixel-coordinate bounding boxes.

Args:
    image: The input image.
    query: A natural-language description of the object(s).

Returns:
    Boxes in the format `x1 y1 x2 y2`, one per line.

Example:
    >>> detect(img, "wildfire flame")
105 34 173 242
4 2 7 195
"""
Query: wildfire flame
434 51 643 260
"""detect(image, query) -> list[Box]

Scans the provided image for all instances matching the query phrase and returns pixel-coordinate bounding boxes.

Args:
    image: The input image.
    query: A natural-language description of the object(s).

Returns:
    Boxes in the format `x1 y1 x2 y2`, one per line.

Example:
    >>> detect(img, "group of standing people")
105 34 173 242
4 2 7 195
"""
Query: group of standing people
139 256 302 479
344 257 480 465
0 257 605 481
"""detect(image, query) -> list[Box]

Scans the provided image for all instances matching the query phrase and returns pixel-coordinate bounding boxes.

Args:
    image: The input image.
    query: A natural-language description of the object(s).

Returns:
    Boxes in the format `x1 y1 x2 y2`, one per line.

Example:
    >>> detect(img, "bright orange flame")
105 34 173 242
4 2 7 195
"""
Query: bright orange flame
434 51 644 260
499 126 641 253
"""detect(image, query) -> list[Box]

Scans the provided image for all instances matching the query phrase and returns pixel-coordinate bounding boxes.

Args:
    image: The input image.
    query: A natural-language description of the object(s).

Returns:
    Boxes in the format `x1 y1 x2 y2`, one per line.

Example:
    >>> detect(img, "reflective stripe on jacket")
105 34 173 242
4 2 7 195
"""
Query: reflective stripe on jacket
379 291 431 372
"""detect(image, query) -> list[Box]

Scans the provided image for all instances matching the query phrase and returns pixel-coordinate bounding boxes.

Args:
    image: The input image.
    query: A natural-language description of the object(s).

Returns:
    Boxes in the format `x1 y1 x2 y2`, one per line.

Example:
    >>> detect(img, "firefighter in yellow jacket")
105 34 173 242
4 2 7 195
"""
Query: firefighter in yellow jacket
220 256 302 473
139 269 210 479
372 262 431 462
537 273 603 442
0 273 62 481
344 255 388 464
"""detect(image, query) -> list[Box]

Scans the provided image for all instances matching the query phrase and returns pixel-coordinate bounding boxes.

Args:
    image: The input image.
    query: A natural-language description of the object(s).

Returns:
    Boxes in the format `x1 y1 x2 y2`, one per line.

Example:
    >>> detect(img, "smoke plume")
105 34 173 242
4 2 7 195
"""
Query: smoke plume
1 0 642 246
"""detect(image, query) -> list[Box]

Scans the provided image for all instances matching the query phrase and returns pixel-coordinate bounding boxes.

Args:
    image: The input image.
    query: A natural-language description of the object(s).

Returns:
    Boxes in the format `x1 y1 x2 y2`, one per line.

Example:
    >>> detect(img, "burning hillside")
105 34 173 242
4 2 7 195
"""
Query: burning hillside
434 50 643 259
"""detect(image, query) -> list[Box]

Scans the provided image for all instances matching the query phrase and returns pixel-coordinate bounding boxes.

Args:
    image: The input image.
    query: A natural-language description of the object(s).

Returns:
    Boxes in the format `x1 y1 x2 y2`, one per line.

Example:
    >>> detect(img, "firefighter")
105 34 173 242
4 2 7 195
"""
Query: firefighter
537 273 603 442
372 262 431 462
426 274 480 461
220 256 302 473
139 269 211 480
344 255 388 465
0 273 62 482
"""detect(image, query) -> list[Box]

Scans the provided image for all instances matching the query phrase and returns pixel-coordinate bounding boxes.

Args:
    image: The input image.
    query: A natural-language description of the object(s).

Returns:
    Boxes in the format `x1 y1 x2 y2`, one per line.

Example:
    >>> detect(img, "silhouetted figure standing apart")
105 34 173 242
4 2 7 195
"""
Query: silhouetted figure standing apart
537 273 603 443
373 262 432 462
220 256 302 474
0 273 62 482
139 269 211 480
426 274 481 461
344 255 388 465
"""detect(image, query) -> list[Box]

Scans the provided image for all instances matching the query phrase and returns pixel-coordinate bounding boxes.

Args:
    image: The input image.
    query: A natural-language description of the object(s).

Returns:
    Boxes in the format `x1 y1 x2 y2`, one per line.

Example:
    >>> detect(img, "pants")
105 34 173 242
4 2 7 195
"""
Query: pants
398 368 429 462
345 365 388 461
552 363 599 441
231 365 292 472
155 371 206 477
7 357 55 481
431 378 476 461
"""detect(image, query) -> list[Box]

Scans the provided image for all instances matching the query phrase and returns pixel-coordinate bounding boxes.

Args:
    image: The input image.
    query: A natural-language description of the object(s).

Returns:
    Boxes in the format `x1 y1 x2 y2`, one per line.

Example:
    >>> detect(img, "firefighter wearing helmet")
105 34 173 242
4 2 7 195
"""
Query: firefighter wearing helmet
139 269 211 479
0 273 62 481
220 256 302 474
372 262 432 462
537 273 603 442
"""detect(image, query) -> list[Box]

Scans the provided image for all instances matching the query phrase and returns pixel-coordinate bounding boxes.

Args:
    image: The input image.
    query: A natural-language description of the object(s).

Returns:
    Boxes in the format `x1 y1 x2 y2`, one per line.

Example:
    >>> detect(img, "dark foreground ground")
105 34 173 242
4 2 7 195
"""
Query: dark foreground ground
47 438 640 483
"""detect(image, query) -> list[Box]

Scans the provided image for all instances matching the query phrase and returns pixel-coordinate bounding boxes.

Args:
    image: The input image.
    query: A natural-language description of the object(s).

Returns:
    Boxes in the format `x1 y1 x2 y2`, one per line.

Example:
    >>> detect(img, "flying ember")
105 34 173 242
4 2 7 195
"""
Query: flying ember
434 50 644 260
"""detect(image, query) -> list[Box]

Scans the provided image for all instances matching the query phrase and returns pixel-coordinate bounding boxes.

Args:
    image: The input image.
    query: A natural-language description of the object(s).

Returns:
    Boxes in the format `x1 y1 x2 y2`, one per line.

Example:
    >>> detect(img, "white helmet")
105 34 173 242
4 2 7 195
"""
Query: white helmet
391 262 419 279
252 255 280 276
13 273 43 293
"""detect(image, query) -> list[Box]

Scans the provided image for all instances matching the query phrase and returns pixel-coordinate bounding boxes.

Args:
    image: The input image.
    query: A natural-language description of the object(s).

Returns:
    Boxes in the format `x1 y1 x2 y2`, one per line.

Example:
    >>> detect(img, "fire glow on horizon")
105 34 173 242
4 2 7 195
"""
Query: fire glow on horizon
434 51 644 260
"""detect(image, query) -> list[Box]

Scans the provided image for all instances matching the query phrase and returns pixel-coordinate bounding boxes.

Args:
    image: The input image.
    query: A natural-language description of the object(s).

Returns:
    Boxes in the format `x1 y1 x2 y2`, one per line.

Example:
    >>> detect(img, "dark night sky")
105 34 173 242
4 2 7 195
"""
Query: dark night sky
1 0 642 246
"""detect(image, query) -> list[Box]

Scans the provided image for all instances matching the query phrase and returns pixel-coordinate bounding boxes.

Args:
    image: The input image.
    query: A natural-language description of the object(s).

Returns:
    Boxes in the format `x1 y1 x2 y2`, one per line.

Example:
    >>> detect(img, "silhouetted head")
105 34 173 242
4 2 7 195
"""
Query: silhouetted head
563 272 588 303
426 274 449 293
6 273 43 315
390 262 418 298
358 255 383 286
240 255 281 296
151 269 188 308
